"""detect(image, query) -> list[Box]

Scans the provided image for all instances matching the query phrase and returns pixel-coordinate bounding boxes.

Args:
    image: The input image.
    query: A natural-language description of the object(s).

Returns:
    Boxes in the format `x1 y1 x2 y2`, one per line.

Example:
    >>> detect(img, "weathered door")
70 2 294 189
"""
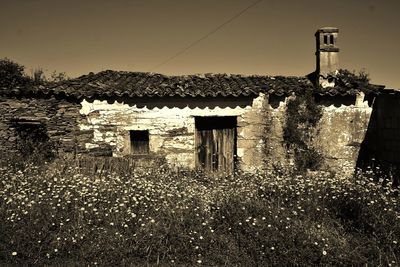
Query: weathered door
195 116 236 174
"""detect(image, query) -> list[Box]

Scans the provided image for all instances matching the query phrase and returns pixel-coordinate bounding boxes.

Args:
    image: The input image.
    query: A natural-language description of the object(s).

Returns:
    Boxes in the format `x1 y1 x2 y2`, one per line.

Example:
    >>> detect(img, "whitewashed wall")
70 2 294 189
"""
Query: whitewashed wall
78 92 372 174
79 94 269 172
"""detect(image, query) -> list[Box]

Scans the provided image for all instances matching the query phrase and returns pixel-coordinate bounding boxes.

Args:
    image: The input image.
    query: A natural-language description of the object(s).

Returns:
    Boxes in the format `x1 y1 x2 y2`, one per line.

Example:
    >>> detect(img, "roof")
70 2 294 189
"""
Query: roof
0 70 385 100
50 71 274 98
377 88 400 95
1 70 313 99
48 71 316 99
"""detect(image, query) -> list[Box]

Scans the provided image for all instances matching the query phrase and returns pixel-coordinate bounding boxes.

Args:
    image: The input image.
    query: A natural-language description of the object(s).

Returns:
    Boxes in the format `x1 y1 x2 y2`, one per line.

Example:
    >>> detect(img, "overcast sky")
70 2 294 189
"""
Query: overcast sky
1 0 399 88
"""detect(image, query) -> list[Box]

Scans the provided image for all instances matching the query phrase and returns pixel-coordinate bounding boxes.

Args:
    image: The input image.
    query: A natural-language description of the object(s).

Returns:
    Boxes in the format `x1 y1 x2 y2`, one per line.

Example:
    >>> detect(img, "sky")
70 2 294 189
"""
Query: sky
1 0 399 88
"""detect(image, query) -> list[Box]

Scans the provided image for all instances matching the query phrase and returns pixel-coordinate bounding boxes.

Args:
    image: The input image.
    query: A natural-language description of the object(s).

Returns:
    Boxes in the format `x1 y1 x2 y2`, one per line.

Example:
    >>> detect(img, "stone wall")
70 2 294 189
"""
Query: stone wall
257 93 372 175
0 95 87 158
315 93 372 175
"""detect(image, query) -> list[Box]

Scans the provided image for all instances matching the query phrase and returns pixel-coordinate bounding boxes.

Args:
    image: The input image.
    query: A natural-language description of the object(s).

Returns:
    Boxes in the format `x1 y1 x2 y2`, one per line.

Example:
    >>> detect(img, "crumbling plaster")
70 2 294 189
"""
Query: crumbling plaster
78 92 373 174
0 91 373 175
315 93 372 175
79 94 269 172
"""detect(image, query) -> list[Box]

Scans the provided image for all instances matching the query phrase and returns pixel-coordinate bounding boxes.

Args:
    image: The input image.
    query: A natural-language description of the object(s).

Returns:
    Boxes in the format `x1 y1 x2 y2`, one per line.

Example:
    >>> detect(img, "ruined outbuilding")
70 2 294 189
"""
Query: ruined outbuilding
0 28 396 175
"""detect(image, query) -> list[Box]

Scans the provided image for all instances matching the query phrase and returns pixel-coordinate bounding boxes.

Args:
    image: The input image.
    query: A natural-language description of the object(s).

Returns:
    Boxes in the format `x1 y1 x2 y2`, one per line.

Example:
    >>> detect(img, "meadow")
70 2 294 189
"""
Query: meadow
0 158 399 266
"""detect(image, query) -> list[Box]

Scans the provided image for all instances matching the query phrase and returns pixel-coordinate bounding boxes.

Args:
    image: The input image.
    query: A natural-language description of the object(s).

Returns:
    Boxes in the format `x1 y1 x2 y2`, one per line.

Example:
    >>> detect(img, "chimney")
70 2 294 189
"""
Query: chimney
315 27 339 88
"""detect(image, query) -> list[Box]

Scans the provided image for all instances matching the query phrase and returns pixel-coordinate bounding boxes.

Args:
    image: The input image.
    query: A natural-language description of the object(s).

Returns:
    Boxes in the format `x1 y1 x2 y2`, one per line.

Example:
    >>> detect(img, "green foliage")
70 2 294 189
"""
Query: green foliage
335 69 370 89
49 70 69 82
32 68 46 84
0 58 69 90
32 68 69 83
0 161 398 266
12 123 56 165
315 69 378 94
283 91 324 172
0 58 31 89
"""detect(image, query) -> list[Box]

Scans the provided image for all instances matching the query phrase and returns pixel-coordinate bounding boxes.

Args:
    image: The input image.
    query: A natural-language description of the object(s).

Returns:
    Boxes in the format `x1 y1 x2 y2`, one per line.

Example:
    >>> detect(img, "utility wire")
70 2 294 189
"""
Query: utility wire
149 0 263 72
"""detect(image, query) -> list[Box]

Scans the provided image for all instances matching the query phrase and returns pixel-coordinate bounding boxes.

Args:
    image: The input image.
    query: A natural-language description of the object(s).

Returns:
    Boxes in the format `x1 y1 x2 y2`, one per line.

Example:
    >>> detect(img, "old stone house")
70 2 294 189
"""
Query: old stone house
0 27 396 175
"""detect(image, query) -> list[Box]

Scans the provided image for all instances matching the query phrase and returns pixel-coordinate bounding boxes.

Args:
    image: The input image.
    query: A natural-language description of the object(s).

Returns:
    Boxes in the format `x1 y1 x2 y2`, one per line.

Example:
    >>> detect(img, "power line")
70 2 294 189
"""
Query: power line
149 0 263 72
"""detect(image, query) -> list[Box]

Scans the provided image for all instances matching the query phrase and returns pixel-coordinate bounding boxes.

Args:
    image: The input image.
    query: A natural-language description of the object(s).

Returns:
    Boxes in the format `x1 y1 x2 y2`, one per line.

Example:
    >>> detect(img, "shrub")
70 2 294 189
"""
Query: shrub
0 58 32 89
12 123 56 165
283 91 324 172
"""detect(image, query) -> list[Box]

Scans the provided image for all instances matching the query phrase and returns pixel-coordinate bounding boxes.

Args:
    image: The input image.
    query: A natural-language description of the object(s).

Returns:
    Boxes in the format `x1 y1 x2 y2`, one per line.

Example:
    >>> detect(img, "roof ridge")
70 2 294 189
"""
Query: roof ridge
73 70 307 80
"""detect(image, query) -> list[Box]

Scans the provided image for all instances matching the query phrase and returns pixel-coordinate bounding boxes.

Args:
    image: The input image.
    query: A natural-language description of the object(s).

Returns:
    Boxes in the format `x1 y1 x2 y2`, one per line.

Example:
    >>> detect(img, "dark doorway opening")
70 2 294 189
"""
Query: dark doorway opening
12 121 55 163
195 116 237 174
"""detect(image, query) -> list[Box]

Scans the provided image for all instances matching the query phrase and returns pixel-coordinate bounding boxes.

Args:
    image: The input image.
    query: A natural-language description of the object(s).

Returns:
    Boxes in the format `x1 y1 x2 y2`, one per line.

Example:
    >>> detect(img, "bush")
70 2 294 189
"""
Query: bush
0 58 69 91
0 58 32 89
12 123 56 165
283 91 324 172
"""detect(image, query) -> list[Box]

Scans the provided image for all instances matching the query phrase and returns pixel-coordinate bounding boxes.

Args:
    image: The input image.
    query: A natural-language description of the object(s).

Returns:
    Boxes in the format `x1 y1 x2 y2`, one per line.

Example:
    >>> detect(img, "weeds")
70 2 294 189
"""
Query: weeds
0 160 399 266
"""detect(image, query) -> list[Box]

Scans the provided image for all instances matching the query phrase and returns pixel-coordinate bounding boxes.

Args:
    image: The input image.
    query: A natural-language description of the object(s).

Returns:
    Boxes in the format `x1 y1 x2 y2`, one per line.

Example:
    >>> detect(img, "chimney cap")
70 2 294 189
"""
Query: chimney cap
316 27 339 34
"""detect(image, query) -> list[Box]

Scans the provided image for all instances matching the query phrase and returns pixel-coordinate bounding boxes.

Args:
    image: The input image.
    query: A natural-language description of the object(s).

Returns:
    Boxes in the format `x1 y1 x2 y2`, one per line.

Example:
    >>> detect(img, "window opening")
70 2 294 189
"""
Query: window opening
330 35 334 45
12 121 55 162
323 35 328 45
130 130 149 154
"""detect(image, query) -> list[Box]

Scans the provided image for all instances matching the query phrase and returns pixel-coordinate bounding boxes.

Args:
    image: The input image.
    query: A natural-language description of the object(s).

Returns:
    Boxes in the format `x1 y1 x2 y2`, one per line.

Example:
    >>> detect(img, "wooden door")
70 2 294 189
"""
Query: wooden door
195 117 236 174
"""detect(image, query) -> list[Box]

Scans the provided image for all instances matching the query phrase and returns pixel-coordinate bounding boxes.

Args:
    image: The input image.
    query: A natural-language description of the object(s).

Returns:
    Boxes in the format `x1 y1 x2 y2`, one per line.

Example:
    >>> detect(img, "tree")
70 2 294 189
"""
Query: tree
0 58 32 89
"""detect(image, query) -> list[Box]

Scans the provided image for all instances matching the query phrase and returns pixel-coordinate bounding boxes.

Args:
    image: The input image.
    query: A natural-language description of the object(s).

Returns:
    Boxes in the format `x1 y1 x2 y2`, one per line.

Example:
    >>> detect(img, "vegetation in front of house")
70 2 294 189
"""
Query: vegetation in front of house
283 90 324 172
11 122 57 166
0 160 399 266
282 69 378 173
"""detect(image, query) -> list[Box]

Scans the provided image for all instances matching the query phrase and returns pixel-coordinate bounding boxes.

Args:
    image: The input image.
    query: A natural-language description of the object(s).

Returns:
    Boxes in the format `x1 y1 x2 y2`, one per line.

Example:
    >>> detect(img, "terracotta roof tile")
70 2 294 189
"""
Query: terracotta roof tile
34 71 287 99
1 70 381 100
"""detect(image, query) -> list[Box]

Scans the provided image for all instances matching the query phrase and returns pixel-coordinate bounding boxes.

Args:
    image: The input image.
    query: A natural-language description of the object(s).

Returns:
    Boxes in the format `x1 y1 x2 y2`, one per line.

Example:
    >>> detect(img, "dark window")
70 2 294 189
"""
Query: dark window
130 130 149 154
323 35 328 45
330 35 334 45
12 121 55 162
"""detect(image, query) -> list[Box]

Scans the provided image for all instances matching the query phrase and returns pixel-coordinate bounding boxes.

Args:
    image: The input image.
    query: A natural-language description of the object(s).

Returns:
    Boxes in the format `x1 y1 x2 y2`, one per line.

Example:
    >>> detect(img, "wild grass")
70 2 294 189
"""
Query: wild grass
0 158 399 266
